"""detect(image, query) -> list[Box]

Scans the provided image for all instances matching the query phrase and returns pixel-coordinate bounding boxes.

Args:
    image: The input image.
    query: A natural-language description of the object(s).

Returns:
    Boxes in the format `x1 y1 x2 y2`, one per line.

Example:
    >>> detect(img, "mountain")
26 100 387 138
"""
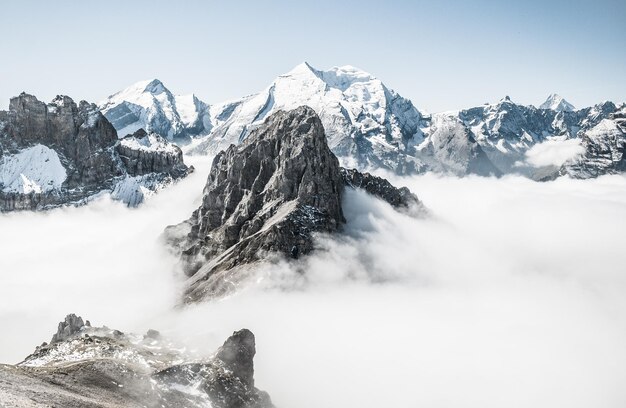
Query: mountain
539 94 575 111
190 62 492 175
0 93 190 211
560 104 626 178
101 64 624 179
0 314 273 408
166 107 425 302
99 79 211 142
448 97 621 174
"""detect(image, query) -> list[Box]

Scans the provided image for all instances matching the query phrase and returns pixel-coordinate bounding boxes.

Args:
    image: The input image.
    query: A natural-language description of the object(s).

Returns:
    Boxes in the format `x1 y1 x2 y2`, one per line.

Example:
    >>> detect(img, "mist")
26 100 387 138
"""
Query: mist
1 160 625 407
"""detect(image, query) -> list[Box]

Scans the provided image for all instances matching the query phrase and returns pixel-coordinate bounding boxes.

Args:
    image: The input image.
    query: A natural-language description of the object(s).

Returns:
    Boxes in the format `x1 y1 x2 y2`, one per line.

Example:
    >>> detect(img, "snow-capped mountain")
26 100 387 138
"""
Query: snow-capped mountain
100 63 624 179
193 63 447 173
560 104 626 178
446 97 620 174
99 79 211 142
539 94 575 111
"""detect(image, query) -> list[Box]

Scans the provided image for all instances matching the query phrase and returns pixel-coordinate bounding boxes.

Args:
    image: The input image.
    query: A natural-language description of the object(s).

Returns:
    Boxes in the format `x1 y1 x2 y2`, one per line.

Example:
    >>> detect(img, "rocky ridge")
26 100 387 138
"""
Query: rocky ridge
0 93 191 211
167 106 425 302
0 314 272 408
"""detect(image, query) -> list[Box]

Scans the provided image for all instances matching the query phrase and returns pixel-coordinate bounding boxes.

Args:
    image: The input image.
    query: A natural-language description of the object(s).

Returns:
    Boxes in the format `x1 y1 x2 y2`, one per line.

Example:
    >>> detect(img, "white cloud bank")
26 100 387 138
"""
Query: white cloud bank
1 163 626 408
524 138 585 167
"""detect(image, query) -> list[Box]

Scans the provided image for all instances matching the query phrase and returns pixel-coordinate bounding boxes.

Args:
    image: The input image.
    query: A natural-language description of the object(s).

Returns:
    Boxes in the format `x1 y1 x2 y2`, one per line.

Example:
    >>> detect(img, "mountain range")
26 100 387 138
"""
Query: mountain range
99 62 626 180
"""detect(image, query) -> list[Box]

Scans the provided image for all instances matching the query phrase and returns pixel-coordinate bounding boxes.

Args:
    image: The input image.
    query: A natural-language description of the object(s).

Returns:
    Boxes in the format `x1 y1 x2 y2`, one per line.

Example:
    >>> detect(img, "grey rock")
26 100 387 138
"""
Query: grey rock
115 129 188 177
168 107 424 302
340 167 422 209
0 315 273 408
50 314 85 343
560 105 626 178
0 93 190 211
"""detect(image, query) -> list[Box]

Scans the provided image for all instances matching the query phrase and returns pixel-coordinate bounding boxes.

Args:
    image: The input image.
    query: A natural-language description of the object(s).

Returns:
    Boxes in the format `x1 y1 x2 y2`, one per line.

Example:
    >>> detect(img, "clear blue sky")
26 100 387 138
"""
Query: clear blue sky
1 0 624 112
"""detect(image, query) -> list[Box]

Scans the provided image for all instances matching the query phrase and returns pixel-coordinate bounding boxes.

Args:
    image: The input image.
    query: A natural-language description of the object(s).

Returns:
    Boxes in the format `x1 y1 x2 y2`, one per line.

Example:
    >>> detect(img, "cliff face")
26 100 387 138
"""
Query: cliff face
559 107 626 178
0 315 272 408
168 107 425 302
0 93 190 211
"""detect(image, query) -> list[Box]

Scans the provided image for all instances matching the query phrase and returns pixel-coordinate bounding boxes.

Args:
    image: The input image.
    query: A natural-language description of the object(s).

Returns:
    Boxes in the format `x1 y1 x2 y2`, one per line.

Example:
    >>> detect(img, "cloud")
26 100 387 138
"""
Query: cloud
1 162 625 407
524 138 585 167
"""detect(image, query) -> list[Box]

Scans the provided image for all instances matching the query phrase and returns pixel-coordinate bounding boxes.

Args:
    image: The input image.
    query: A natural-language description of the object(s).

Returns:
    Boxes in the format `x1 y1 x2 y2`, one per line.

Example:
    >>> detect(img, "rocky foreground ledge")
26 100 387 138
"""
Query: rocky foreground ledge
166 106 427 302
0 314 273 408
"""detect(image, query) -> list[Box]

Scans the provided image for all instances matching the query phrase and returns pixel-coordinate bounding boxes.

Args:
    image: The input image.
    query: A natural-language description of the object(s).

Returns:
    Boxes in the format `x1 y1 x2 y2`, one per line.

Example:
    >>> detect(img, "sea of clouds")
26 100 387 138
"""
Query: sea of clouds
1 156 625 408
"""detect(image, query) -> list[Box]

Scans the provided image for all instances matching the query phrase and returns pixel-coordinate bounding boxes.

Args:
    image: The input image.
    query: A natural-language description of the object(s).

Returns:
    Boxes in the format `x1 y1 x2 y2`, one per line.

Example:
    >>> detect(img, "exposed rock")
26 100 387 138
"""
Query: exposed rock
115 129 189 177
167 106 424 302
0 315 273 408
560 106 626 178
0 93 190 211
50 313 85 343
341 167 422 210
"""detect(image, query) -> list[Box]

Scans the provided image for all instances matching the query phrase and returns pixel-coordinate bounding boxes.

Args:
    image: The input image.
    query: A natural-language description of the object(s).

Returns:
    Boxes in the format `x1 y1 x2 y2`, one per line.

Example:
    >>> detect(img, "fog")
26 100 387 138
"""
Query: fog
1 160 625 407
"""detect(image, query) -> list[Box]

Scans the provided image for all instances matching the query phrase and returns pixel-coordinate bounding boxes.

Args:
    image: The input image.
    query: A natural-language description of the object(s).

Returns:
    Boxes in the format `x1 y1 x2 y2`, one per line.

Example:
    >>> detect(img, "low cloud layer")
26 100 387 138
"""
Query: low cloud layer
1 163 625 407
524 138 585 167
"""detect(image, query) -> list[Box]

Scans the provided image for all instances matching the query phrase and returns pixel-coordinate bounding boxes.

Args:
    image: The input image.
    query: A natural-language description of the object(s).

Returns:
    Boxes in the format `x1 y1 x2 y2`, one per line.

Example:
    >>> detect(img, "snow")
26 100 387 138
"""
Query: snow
197 62 424 156
99 79 207 140
111 174 173 207
539 94 575 112
175 94 200 126
120 132 180 154
0 145 66 193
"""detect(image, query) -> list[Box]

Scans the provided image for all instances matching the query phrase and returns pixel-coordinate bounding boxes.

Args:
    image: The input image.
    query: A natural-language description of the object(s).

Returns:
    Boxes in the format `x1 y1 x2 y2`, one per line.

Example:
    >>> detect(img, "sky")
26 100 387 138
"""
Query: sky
0 0 625 112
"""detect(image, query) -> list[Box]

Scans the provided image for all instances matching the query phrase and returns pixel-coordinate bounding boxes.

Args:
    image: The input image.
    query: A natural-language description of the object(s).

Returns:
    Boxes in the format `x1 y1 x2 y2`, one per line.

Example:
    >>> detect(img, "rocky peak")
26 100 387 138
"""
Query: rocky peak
143 78 167 94
50 313 86 343
216 329 257 388
539 93 575 111
5 315 273 408
0 93 190 211
168 106 423 301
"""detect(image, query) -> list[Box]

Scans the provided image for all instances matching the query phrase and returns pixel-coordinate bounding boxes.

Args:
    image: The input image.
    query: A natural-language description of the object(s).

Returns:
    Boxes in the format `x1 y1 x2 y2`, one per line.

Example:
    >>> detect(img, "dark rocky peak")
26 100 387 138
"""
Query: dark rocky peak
50 313 86 343
167 106 424 301
340 167 422 210
215 329 257 389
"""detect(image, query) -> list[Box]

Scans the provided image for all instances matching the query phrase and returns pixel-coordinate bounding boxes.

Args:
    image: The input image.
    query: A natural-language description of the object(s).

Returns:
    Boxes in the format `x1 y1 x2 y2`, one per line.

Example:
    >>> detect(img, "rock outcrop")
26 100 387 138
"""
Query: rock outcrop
50 313 86 343
559 106 626 178
0 93 190 211
167 106 425 302
0 314 273 408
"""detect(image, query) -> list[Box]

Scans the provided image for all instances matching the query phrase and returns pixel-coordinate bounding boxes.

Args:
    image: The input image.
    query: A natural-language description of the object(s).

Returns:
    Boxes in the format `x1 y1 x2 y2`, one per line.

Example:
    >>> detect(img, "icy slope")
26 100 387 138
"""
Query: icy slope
0 144 66 193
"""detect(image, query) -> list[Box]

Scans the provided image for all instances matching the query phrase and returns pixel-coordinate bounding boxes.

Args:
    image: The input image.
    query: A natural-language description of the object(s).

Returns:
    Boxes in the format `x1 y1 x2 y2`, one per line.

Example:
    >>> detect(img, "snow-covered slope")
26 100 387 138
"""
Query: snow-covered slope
539 94 575 111
0 144 66 194
192 62 433 173
99 79 211 141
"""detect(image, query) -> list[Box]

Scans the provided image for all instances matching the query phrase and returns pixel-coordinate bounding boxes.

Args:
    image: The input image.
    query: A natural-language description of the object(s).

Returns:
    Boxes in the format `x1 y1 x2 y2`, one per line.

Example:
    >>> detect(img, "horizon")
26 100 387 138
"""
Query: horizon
1 60 623 114
1 0 624 112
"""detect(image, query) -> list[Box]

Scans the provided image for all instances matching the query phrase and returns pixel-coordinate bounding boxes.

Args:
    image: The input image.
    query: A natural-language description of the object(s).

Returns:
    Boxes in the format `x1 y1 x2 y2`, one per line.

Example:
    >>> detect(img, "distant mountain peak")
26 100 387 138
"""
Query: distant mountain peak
539 94 575 111
142 78 167 94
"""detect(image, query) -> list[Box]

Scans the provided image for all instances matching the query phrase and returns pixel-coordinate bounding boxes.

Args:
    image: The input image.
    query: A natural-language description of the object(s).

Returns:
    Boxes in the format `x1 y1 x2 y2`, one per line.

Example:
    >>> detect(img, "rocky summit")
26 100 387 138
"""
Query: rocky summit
0 314 273 408
167 106 425 302
0 93 191 211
